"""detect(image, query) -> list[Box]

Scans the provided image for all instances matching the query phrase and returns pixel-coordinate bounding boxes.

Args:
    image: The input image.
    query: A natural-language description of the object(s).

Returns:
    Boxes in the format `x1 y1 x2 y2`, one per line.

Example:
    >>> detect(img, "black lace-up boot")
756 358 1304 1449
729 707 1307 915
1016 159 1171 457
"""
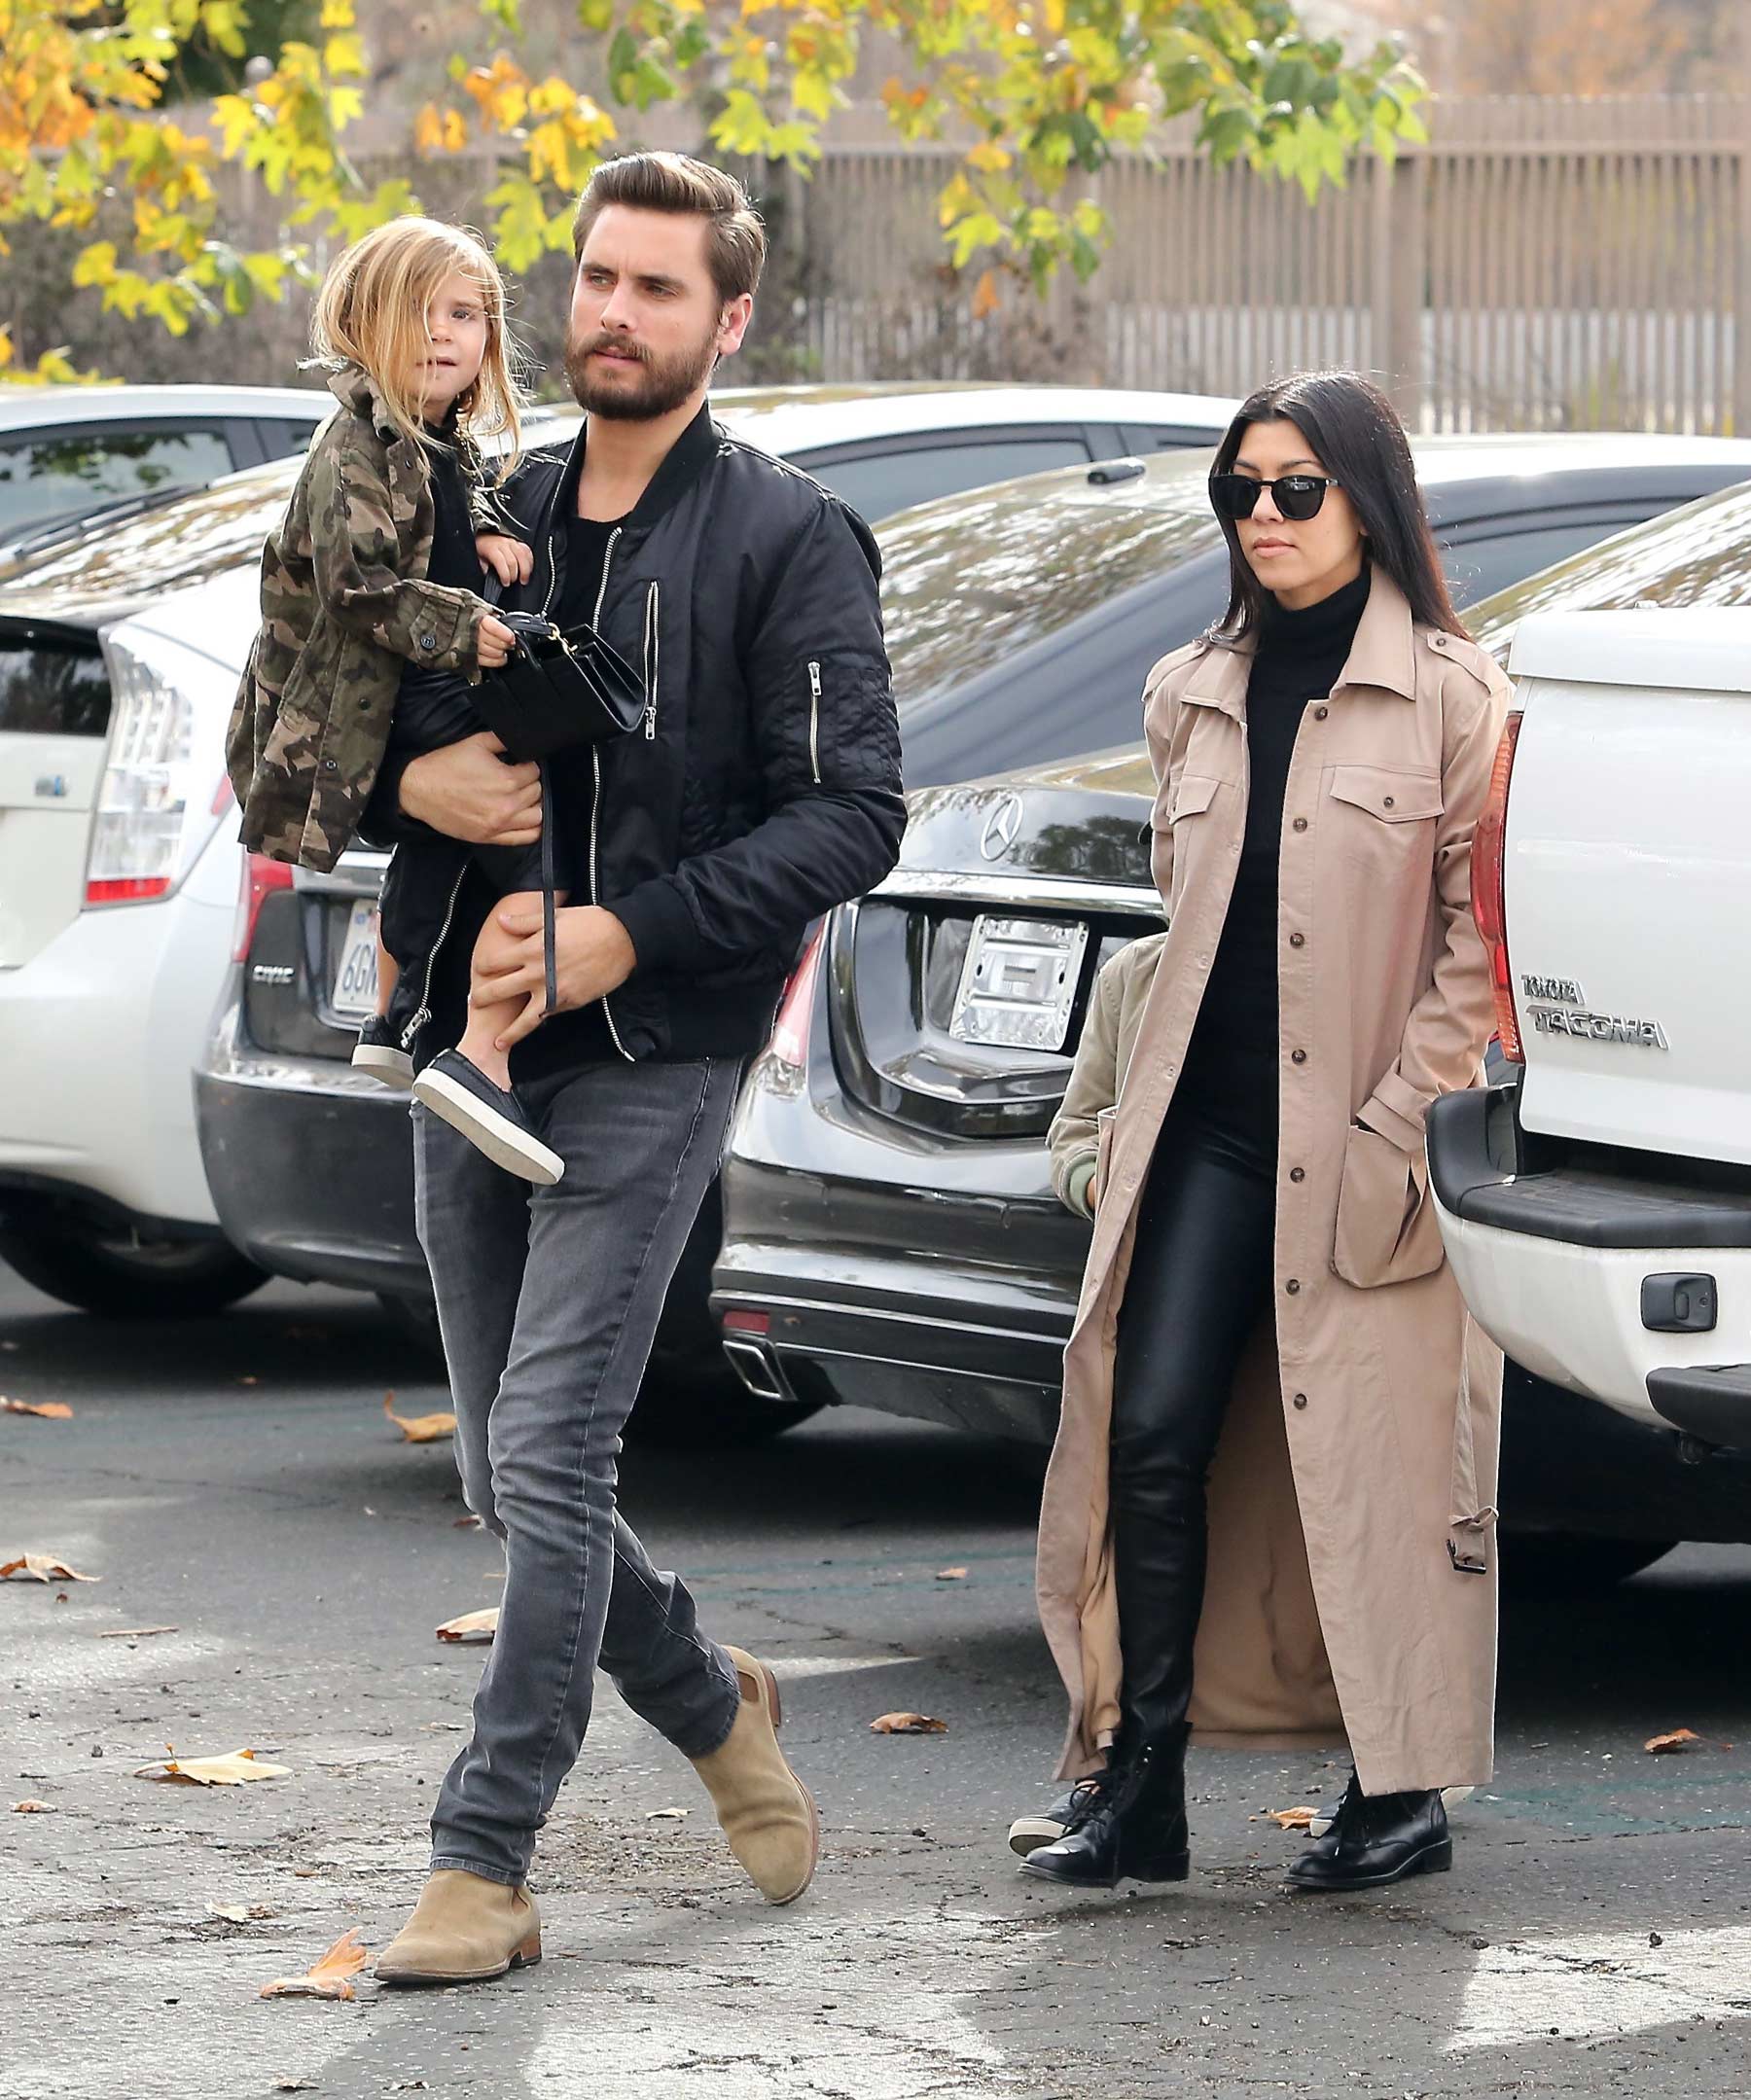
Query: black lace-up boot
1018 1726 1191 1889
1284 1771 1451 1891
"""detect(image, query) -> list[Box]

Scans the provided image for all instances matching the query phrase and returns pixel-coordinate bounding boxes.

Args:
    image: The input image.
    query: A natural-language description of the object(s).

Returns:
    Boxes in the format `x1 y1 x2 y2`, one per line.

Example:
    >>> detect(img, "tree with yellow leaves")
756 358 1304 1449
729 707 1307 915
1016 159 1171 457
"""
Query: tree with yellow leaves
1 0 1426 379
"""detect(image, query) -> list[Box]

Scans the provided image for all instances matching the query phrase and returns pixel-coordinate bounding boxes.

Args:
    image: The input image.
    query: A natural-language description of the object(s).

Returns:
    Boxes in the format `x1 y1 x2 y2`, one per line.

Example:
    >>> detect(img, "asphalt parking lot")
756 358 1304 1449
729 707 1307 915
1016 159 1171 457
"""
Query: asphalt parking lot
3 1261 1749 2099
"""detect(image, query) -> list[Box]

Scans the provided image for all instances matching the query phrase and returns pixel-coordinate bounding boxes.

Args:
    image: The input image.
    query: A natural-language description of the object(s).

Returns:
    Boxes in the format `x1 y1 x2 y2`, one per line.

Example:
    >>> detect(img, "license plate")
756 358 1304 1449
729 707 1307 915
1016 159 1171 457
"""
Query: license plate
949 915 1088 1051
330 899 381 1022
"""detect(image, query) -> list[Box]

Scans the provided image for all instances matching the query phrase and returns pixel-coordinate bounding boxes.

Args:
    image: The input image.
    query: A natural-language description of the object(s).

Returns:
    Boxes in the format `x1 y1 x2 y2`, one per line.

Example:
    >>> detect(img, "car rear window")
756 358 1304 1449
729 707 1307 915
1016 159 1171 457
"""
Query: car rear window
0 426 234 537
1470 481 1751 651
0 630 109 737
882 457 1223 709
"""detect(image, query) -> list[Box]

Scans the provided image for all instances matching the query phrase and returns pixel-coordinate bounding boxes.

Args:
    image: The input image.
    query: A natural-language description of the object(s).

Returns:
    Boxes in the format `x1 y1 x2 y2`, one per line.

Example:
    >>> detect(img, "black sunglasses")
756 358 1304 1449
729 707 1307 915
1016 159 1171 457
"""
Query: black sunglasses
1209 473 1341 523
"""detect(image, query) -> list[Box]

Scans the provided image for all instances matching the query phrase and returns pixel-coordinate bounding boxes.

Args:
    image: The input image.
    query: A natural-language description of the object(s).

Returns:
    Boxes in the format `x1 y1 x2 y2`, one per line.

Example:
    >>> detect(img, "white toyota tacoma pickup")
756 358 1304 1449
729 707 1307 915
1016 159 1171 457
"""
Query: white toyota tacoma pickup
1431 607 1751 1488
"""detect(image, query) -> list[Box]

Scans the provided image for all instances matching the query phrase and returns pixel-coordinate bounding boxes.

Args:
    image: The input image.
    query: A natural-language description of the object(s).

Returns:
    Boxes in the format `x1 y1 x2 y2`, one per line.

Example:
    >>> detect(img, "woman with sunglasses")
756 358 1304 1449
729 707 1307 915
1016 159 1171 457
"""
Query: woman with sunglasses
1020 370 1511 1894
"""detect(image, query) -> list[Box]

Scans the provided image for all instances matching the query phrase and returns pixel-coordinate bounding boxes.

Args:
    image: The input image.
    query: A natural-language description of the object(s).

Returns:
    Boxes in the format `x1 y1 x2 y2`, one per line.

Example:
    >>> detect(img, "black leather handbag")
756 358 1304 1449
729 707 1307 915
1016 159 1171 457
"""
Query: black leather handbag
470 610 644 762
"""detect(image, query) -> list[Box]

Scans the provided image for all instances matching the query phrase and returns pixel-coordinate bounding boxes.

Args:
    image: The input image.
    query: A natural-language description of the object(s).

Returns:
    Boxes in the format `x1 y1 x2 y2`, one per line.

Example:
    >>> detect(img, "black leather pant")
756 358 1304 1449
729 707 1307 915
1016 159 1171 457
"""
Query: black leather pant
1109 1105 1276 1750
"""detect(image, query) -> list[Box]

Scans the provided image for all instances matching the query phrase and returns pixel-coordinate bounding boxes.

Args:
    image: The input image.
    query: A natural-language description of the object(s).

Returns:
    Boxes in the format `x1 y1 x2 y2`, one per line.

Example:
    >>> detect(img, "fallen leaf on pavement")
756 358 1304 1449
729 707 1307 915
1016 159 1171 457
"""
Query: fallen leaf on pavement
934 1567 968 1582
12 1799 54 1813
1 1553 98 1584
1 1399 73 1419
384 1393 456 1443
452 1514 482 1529
645 1806 688 1821
260 1929 369 2002
436 1608 498 1643
1267 1805 1318 1830
94 1625 179 1641
274 2082 318 2093
870 1712 948 1735
210 1901 252 1923
133 1747 292 1787
1644 1728 1701 1755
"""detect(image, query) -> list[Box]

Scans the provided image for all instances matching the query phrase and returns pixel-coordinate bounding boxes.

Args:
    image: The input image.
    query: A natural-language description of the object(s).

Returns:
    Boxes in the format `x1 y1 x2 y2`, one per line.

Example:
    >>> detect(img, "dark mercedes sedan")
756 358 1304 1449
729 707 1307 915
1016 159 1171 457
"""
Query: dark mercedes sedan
709 476 1751 1567
197 435 1751 1443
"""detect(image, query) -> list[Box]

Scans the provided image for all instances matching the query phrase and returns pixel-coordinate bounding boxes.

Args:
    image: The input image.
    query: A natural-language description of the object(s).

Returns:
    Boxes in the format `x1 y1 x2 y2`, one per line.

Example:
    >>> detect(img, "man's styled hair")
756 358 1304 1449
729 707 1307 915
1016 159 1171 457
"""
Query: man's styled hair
571 153 767 305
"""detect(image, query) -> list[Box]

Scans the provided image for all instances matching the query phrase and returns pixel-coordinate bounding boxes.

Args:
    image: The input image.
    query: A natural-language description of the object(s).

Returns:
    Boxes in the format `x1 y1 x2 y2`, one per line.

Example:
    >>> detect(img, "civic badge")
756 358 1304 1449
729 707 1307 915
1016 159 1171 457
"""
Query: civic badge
34 775 69 799
980 792 1024 861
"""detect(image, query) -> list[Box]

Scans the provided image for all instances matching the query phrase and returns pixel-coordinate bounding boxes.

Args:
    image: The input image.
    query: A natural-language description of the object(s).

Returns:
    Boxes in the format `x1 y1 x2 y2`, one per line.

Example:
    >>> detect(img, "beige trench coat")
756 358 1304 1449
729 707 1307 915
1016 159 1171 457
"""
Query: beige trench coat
1036 571 1512 1796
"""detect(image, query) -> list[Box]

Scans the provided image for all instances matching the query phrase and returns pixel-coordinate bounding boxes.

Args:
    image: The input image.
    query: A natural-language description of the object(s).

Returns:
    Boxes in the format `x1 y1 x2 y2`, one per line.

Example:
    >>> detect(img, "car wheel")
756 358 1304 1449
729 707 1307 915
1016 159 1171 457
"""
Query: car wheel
0 1227 267 1319
1502 1533 1677 1596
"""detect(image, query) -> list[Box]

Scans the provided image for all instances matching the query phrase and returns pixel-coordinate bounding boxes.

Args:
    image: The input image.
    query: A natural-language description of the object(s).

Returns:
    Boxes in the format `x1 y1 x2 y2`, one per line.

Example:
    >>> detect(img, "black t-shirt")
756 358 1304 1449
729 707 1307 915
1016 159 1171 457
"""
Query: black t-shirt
422 433 483 591
495 506 635 1083
1179 565 1372 1160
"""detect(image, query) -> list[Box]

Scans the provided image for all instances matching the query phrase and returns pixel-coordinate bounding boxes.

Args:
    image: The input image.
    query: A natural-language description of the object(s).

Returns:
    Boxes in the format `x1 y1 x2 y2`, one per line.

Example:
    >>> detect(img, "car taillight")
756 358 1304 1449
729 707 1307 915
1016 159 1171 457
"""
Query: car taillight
1472 710 1523 1063
232 851 295 962
768 921 827 1071
84 630 230 909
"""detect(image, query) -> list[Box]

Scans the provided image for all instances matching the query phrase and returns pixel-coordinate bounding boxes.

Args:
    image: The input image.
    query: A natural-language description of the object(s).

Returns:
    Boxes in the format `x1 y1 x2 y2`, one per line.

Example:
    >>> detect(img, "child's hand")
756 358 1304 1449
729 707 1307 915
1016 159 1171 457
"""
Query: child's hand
478 613 518 668
478 533 533 588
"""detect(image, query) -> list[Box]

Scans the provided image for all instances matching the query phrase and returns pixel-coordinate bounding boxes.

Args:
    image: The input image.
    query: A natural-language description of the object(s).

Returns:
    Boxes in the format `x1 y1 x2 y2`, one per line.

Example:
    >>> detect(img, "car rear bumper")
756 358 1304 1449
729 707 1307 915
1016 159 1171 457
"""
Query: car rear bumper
1431 1086 1751 1442
196 996 425 1296
0 871 233 1231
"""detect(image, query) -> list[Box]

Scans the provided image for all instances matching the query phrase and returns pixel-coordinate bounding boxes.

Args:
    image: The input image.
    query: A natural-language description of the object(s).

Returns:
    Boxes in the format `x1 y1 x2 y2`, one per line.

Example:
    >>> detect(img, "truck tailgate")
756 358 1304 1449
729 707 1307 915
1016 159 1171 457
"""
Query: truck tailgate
1507 612 1751 1166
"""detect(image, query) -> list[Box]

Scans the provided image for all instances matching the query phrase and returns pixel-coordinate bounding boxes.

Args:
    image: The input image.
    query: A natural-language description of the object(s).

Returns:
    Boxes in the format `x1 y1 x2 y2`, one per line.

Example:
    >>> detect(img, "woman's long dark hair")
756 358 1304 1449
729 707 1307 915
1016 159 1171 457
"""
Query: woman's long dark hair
1207 370 1466 644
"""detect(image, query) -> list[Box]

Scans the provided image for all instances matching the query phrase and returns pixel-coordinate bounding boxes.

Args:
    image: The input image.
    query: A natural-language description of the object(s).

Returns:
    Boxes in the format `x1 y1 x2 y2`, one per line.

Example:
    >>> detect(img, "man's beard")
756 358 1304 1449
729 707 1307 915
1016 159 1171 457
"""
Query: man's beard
564 323 719 420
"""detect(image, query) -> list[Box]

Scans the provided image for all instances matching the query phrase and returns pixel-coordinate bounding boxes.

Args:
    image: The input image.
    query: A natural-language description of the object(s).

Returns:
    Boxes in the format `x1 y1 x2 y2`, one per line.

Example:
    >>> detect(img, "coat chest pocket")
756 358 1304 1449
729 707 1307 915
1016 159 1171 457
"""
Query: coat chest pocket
1325 764 1441 872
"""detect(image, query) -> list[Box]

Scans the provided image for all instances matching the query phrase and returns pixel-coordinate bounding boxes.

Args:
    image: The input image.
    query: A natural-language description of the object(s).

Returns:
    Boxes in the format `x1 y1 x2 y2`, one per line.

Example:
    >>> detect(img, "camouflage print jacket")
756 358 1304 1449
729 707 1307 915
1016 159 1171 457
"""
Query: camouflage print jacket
226 364 496 872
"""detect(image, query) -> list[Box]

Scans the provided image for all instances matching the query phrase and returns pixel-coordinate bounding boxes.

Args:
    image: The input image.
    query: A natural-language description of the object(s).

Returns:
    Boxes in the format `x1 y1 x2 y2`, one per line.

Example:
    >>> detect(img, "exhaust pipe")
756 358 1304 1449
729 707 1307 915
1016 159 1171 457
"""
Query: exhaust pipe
722 1335 796 1406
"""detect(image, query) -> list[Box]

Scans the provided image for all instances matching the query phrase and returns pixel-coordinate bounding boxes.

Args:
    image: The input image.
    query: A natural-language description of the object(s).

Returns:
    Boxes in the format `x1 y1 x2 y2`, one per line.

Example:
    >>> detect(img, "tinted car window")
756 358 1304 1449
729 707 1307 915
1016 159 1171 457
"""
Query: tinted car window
811 435 1092 522
1442 518 1645 609
0 632 109 737
1469 481 1751 652
0 426 235 535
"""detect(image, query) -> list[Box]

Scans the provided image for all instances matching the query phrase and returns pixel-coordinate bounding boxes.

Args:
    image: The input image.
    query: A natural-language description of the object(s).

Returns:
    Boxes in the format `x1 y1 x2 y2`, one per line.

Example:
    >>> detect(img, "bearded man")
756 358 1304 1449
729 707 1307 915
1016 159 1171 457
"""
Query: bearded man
365 153 904 1984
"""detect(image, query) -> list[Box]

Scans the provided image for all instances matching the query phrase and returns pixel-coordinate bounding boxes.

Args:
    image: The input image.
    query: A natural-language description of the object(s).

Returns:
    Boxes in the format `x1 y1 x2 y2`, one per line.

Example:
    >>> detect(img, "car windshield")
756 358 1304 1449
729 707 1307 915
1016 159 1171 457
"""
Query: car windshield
881 452 1222 708
0 460 301 616
1470 479 1751 649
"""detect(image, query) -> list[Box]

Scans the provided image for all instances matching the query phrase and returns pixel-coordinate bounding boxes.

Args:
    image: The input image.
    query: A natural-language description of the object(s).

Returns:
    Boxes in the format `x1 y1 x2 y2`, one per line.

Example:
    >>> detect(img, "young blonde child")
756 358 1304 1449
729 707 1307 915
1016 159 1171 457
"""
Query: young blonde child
228 216 571 1185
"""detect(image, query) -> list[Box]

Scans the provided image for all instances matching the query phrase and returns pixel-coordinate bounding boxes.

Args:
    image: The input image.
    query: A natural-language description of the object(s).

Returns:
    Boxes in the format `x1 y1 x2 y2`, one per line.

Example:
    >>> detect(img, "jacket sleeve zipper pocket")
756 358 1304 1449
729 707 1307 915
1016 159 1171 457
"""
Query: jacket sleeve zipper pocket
806 658 822 784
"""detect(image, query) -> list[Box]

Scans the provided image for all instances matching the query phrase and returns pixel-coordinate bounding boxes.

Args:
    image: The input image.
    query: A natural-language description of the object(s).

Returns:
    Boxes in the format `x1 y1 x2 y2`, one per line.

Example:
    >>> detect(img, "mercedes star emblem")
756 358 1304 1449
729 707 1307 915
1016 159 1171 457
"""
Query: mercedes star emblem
980 792 1024 861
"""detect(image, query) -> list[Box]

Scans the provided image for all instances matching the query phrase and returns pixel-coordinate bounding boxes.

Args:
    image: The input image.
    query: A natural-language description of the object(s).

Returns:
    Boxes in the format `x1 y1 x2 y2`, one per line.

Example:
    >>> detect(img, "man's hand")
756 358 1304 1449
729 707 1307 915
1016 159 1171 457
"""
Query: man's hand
472 904 637 1050
477 534 534 588
399 731 541 847
477 612 518 669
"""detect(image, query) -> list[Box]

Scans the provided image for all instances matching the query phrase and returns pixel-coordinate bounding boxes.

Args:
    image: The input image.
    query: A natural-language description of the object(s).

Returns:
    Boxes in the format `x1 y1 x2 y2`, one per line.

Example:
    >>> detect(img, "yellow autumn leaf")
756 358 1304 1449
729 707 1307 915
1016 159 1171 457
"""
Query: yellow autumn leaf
1267 1804 1317 1830
1644 1727 1701 1755
1 1399 73 1419
869 1712 948 1735
384 1393 455 1443
260 1929 369 2001
436 1608 499 1644
133 1747 292 1787
969 270 1001 322
12 1799 54 1813
1 1552 98 1583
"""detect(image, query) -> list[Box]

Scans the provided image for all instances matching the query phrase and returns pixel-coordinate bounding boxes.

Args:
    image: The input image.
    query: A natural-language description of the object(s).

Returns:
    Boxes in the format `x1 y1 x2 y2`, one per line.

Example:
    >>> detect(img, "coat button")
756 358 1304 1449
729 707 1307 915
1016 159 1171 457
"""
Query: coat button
1291 1048 1307 1065
1289 1166 1305 1183
1293 816 1308 833
1289 931 1304 948
1293 1393 1308 1409
1284 1278 1302 1295
322 757 338 770
1383 795 1396 809
420 632 438 651
1314 705 1329 721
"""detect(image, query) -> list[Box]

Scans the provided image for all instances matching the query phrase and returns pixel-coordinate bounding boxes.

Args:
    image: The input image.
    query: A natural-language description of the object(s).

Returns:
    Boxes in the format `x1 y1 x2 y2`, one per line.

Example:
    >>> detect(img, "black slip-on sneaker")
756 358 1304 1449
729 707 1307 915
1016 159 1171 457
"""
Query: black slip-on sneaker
411 1050 564 1185
352 1015 414 1086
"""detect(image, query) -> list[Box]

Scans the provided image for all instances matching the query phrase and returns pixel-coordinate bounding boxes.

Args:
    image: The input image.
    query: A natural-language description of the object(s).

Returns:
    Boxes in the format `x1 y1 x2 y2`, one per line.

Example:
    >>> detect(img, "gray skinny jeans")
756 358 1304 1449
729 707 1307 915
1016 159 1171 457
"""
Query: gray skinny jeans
413 1053 745 1885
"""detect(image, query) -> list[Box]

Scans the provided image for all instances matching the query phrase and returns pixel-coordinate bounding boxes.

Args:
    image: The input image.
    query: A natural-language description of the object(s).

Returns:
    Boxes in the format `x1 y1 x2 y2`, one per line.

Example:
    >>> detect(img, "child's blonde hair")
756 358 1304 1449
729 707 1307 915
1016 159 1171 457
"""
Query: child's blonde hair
311 217 523 471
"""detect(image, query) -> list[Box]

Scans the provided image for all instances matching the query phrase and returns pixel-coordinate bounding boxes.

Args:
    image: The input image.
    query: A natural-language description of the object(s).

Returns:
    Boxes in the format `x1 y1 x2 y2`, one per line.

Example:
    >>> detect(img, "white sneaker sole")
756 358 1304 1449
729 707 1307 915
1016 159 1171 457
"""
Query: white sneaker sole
1008 1815 1067 1858
411 1067 565 1186
352 1042 414 1086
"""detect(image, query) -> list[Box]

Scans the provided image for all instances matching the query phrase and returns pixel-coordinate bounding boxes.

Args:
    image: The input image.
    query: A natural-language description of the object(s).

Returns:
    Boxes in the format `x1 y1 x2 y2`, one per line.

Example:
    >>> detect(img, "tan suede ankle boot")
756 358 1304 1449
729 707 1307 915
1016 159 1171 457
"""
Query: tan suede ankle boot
375 1869 542 1986
688 1647 819 1904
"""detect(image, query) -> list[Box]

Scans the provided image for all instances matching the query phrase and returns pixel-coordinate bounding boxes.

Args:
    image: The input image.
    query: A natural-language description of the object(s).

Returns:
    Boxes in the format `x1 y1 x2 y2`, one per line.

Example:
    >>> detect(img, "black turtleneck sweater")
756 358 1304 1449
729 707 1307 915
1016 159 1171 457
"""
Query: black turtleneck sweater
1179 564 1371 1163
